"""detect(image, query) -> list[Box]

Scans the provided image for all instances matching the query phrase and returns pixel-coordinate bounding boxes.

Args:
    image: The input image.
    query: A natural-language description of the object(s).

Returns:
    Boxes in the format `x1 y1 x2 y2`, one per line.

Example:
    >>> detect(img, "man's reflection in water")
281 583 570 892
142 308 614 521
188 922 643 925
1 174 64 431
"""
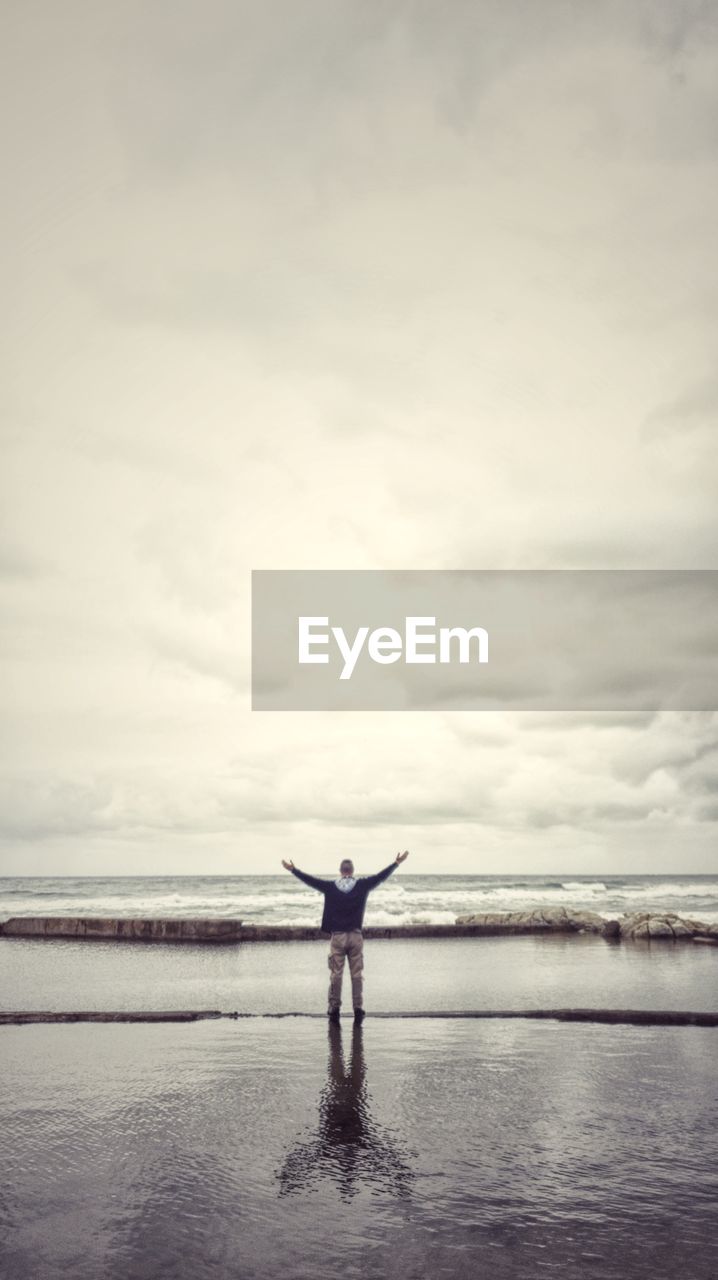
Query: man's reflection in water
277 1025 414 1201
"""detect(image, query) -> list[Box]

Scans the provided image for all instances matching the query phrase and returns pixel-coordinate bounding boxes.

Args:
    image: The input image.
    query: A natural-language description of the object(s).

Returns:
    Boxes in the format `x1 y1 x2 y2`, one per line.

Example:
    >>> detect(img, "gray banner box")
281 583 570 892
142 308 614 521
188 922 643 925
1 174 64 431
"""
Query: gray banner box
251 570 718 711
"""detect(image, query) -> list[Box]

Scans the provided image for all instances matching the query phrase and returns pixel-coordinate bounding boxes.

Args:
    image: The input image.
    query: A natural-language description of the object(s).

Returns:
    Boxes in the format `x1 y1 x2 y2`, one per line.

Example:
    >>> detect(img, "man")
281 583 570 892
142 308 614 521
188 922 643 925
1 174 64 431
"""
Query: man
281 850 410 1024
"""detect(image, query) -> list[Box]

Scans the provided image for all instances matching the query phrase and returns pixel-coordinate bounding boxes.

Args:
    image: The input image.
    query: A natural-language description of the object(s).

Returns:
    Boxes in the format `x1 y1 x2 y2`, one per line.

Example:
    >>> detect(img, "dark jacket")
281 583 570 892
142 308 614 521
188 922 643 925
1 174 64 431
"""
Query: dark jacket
291 863 397 933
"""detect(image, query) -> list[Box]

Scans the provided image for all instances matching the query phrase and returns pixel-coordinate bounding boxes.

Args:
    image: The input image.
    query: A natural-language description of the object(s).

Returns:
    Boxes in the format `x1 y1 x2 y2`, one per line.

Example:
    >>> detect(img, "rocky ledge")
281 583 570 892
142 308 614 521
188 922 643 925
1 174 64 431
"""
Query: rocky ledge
0 917 246 943
0 910 716 944
455 907 718 942
455 907 610 935
616 911 718 941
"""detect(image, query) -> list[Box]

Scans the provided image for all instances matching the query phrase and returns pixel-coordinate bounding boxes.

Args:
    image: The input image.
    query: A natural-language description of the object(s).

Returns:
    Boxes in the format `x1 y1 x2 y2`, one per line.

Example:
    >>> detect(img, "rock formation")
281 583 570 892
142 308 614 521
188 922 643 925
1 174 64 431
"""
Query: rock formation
455 908 718 942
454 906 611 935
617 912 718 942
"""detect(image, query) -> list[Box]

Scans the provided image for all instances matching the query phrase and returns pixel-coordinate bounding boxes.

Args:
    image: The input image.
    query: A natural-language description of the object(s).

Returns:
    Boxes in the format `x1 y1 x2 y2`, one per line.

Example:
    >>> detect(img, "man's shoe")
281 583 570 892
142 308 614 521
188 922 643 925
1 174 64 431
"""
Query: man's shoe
328 1009 341 1025
353 1008 365 1025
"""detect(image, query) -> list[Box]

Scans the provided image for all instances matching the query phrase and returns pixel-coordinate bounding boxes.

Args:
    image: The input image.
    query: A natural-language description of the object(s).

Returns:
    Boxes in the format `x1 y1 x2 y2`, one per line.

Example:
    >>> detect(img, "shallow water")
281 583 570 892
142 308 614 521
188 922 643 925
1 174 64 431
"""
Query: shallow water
1 1018 716 1280
2 933 717 1014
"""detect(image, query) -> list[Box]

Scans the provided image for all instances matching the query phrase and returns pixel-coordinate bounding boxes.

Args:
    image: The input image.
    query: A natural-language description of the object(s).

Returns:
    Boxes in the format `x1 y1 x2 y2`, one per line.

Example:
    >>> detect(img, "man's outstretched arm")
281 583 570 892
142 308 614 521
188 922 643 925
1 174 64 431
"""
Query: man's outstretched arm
281 859 329 893
363 849 409 890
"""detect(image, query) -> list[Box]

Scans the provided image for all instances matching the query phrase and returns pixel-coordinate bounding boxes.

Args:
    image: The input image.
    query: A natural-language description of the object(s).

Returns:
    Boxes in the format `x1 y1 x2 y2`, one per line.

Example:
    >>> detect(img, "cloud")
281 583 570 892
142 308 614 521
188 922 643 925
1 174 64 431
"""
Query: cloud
1 1 717 872
0 543 50 581
1 713 715 858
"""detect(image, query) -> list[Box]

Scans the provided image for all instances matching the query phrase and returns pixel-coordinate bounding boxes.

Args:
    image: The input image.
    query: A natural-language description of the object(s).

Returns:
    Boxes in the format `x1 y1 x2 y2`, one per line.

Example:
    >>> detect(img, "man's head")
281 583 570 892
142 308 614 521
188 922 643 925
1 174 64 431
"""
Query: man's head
339 859 354 878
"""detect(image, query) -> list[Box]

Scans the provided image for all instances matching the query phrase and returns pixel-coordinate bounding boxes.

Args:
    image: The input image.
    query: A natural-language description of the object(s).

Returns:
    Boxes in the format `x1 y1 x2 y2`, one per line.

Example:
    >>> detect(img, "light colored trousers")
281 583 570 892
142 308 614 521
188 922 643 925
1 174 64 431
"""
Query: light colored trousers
328 930 364 1011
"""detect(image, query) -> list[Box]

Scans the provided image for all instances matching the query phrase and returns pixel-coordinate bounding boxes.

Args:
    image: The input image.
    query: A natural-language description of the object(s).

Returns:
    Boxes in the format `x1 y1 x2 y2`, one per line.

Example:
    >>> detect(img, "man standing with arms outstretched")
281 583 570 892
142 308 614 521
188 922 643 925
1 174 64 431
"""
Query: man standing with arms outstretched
282 850 410 1024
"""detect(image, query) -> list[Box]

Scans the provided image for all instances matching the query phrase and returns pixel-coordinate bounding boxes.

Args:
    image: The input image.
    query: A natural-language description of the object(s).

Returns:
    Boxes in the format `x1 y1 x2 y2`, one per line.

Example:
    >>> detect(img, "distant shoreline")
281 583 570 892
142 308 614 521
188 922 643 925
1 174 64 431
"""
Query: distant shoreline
1 871 716 879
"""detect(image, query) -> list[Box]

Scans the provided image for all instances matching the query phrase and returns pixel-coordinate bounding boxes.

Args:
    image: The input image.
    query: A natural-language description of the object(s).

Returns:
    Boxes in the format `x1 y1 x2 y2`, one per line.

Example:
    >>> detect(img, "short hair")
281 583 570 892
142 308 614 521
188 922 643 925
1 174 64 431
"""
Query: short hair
340 858 354 870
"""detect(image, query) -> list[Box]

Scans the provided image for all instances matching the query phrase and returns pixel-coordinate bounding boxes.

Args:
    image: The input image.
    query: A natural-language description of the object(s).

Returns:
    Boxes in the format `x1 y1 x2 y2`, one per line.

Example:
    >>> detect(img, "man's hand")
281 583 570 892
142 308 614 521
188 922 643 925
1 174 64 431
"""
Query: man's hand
395 850 409 864
281 859 295 872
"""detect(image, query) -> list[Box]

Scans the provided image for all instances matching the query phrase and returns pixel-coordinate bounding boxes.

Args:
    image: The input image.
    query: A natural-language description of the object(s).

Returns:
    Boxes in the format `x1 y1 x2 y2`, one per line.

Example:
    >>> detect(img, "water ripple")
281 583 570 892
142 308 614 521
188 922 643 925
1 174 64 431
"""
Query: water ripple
1 1020 716 1280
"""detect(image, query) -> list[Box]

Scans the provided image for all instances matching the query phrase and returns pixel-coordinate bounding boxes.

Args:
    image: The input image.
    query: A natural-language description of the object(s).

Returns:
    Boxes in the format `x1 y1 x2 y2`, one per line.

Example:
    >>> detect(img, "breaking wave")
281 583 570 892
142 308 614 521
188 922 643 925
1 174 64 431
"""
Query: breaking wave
1 874 717 927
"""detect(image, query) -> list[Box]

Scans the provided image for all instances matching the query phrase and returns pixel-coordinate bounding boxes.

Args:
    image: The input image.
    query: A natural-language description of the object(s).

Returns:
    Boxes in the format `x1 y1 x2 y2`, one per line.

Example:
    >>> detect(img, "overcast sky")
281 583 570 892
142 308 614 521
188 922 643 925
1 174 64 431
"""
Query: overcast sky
2 0 717 876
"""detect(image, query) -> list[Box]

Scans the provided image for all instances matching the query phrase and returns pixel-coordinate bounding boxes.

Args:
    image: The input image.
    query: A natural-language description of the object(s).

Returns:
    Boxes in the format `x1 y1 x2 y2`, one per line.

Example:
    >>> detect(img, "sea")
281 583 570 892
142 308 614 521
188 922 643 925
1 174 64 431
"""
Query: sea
1 872 717 926
3 871 718 1280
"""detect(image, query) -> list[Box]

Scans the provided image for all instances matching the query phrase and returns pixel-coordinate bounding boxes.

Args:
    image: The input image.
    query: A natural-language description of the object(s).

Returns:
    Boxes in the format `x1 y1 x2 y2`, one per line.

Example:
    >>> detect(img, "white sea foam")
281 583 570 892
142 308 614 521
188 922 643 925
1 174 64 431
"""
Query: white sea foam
270 909 461 928
607 882 718 899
